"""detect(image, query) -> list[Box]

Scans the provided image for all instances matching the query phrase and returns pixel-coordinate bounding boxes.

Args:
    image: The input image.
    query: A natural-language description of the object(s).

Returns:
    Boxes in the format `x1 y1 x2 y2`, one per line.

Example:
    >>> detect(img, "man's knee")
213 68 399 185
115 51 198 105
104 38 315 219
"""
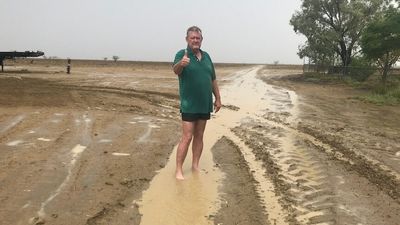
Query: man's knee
181 133 193 144
193 132 204 140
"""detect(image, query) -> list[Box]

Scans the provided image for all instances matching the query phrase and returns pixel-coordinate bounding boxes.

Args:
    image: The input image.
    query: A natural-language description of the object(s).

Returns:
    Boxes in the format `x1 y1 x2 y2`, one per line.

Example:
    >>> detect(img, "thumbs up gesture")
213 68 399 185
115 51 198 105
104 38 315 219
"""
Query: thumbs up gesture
180 49 190 67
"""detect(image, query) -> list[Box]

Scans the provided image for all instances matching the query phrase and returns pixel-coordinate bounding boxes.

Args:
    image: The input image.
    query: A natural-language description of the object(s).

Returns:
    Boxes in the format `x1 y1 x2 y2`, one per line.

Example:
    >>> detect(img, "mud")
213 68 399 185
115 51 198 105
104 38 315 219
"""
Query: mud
212 137 268 225
0 60 399 225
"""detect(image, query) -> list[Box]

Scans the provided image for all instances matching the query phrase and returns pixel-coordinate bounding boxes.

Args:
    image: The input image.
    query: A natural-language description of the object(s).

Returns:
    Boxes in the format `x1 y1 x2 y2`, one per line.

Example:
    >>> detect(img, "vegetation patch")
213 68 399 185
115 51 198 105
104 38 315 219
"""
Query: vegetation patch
295 72 400 105
360 84 400 105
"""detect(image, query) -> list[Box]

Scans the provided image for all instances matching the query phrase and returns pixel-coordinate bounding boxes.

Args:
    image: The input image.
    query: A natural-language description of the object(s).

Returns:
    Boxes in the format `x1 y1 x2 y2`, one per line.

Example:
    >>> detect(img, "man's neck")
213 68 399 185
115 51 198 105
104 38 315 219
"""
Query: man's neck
192 49 200 54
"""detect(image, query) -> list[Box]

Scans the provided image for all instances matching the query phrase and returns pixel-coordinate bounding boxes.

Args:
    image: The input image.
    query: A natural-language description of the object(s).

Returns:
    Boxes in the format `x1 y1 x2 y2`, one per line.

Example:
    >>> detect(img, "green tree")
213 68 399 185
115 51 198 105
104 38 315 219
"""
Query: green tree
112 55 119 62
360 9 400 84
290 0 384 68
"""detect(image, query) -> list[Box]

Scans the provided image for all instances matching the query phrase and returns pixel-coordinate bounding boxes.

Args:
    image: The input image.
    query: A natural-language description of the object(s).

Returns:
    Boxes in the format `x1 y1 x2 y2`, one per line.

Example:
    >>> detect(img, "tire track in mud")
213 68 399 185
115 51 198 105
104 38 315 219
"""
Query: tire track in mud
232 124 339 224
298 124 400 202
278 138 336 225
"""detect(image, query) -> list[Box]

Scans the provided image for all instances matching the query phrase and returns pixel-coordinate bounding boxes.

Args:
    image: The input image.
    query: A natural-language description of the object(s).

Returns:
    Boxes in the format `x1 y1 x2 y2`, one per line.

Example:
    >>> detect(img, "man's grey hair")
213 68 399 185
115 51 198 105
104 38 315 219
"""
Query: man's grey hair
186 26 202 37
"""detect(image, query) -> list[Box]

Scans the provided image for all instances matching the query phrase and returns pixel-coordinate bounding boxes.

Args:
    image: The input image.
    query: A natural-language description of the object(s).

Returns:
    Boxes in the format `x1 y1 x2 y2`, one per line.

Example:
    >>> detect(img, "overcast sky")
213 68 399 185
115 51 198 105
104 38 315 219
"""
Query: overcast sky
1 0 306 64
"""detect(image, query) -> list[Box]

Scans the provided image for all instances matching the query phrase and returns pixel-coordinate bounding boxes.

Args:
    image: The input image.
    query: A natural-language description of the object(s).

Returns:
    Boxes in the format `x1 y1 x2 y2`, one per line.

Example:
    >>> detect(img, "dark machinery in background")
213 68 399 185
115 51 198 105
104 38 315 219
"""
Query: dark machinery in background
0 51 44 72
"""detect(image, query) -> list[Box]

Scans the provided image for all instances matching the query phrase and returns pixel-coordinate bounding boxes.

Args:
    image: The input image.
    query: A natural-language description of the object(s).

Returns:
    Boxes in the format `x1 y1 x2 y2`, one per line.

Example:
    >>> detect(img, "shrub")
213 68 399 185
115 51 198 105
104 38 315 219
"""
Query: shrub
348 57 377 82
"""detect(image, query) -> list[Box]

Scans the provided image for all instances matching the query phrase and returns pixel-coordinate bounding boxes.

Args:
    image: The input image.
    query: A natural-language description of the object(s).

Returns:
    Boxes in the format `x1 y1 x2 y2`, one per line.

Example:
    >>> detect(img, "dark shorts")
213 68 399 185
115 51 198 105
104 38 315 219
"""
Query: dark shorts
181 112 211 122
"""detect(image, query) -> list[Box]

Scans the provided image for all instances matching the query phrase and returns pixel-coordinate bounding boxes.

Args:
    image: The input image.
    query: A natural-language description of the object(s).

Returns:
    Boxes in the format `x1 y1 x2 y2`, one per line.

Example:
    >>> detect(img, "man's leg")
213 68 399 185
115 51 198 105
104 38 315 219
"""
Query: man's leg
176 121 194 180
192 120 207 171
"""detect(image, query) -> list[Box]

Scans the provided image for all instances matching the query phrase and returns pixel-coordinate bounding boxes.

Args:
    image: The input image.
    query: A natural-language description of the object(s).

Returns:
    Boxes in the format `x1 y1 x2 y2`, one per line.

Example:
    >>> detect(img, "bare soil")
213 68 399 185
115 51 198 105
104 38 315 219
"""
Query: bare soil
0 60 399 225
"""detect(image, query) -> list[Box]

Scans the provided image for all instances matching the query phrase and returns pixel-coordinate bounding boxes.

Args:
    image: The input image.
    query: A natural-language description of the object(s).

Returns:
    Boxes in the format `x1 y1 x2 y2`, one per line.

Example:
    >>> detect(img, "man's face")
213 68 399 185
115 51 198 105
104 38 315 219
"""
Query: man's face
186 31 202 51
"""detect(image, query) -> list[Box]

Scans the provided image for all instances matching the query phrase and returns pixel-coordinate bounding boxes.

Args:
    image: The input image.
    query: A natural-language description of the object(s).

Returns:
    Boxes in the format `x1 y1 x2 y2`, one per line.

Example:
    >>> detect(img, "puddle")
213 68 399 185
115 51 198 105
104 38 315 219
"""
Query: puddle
83 117 91 123
22 202 31 209
6 140 24 146
37 138 51 142
138 144 222 225
98 139 112 143
112 153 130 156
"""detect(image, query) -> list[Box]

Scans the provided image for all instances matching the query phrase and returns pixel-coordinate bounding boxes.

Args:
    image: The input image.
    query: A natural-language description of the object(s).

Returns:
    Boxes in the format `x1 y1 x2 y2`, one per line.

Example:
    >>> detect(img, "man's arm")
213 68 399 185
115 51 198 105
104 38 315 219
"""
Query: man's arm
173 50 190 75
212 79 221 113
173 62 184 75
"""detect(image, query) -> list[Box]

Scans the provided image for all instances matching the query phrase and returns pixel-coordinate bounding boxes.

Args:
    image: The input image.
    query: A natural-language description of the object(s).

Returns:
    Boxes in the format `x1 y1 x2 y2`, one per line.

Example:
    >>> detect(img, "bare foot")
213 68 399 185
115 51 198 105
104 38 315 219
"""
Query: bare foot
192 166 200 172
175 171 185 180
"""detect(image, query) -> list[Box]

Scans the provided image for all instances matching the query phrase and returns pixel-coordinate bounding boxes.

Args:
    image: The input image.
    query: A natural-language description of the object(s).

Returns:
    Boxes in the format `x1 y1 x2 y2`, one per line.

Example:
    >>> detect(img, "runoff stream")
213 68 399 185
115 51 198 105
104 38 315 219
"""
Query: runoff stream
138 66 292 225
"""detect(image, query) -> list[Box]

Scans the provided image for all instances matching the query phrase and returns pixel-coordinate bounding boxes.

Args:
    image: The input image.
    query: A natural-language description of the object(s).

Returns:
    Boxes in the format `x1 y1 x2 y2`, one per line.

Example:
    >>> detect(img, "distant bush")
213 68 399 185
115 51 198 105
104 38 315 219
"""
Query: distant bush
112 56 119 62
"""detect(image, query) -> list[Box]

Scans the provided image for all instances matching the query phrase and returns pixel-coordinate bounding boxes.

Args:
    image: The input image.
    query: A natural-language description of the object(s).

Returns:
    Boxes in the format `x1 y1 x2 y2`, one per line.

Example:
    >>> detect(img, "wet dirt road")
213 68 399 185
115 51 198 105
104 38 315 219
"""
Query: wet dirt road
0 60 399 225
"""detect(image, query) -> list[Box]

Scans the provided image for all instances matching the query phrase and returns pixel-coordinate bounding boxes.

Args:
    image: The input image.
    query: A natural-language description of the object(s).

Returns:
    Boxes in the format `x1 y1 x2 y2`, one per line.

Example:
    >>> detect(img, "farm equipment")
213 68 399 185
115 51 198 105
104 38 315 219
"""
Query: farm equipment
0 51 44 72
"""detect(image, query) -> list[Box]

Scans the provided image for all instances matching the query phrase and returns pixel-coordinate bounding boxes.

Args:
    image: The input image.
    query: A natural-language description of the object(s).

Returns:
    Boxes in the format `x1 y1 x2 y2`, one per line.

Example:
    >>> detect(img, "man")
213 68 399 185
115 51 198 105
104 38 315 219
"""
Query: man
173 26 221 180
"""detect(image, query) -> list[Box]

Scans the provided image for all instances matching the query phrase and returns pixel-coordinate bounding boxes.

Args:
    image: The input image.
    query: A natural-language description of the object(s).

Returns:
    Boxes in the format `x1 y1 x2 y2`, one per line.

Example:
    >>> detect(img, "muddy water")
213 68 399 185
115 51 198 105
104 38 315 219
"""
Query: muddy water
137 136 223 225
138 66 295 224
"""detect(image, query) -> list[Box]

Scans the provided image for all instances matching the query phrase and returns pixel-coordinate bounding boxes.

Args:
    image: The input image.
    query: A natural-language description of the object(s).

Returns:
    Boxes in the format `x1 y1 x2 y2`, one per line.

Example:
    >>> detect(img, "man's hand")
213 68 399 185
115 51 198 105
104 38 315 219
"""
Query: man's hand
214 99 221 113
180 49 190 67
173 49 190 75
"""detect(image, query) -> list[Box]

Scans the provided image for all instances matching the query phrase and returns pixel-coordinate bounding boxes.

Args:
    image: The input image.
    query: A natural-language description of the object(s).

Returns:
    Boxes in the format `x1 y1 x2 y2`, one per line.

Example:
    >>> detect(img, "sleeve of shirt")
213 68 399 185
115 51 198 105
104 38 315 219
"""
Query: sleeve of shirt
206 52 216 80
173 49 185 65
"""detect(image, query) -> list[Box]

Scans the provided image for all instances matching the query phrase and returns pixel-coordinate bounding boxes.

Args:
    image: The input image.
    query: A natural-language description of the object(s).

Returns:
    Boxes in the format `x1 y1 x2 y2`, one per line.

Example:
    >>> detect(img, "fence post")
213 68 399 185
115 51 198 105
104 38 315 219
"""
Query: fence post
67 58 71 74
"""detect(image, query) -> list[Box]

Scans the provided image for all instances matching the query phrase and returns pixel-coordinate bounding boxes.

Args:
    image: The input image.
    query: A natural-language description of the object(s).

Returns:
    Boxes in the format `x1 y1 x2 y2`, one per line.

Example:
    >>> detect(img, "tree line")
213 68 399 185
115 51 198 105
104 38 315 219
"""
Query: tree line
290 0 400 85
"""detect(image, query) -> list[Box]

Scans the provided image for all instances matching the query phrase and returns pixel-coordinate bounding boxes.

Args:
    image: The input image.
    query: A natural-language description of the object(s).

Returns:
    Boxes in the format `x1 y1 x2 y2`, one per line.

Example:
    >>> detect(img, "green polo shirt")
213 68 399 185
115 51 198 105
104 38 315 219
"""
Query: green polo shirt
174 48 216 113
